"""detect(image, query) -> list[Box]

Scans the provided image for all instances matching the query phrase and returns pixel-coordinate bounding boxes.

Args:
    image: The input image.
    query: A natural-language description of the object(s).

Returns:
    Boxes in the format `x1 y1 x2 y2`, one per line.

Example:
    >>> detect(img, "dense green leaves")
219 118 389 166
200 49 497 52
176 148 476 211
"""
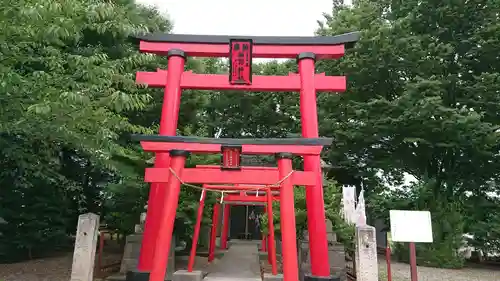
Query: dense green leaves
0 0 174 261
315 0 500 265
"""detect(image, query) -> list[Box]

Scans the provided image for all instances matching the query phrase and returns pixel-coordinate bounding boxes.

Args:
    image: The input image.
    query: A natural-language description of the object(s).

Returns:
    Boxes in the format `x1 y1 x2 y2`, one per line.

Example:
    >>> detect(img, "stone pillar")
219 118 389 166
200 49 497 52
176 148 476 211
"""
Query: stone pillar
70 213 100 281
355 225 378 281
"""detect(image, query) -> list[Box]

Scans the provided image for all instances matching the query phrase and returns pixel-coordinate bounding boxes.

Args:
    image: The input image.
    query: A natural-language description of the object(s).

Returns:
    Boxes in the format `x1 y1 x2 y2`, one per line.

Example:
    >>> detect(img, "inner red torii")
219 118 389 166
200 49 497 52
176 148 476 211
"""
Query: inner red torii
187 182 280 274
131 32 359 281
133 136 332 281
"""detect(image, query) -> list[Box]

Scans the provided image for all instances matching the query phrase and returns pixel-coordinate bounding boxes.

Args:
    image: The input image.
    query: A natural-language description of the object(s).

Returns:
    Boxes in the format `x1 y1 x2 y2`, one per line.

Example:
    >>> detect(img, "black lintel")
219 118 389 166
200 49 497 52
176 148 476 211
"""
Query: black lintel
134 32 360 48
132 134 333 146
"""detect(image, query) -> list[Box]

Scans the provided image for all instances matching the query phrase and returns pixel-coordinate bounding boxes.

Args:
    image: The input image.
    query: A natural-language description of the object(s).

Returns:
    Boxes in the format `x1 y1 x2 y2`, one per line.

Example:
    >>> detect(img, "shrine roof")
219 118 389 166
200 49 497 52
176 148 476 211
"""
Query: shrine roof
132 135 332 146
134 31 360 48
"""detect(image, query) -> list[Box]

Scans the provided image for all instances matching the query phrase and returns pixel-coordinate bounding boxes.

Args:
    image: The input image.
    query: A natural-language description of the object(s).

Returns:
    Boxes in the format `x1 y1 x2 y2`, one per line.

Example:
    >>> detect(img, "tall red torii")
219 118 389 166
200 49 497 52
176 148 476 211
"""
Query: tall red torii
131 32 359 281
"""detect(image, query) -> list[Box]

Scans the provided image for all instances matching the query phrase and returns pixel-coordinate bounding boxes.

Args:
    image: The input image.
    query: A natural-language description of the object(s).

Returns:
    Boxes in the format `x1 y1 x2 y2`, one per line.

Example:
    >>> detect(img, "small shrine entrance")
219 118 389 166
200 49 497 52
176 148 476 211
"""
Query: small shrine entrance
230 205 264 240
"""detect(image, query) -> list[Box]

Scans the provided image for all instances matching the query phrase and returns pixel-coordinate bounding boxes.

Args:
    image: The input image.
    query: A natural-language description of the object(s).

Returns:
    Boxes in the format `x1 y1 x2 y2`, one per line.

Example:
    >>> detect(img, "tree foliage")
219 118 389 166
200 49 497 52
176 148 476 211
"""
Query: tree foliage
315 0 500 265
0 0 175 261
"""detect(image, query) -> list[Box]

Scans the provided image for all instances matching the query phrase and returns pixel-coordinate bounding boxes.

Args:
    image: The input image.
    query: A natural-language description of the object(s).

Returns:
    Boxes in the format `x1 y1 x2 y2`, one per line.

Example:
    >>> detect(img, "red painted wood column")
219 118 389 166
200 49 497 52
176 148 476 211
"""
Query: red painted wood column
266 188 278 275
208 203 221 262
298 52 330 276
221 204 230 250
188 190 206 272
138 50 186 271
277 153 299 281
149 150 189 281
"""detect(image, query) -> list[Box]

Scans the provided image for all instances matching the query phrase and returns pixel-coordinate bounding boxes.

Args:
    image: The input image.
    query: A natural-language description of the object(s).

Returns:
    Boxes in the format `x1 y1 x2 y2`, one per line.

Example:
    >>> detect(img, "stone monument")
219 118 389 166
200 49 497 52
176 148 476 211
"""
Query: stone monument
121 206 176 281
298 219 347 281
354 225 378 281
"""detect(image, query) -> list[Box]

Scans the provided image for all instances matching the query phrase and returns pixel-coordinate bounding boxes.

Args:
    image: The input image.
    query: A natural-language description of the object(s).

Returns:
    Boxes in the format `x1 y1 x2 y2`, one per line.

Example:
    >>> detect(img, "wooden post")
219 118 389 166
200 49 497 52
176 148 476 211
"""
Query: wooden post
355 225 378 281
70 213 100 281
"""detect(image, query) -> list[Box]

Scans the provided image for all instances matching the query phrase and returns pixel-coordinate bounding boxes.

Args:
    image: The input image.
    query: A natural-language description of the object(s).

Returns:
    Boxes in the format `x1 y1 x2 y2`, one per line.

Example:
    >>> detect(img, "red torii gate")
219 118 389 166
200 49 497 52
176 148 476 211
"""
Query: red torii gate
134 136 332 281
131 32 359 281
192 165 281 268
186 183 280 273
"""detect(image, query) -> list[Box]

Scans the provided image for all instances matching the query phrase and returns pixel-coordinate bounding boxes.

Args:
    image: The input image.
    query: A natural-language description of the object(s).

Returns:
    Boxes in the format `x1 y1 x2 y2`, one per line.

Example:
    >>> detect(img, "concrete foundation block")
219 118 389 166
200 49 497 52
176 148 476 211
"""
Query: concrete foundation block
172 270 203 281
121 234 175 280
125 269 174 281
263 273 284 281
259 252 268 260
125 270 150 281
258 251 268 264
304 274 341 281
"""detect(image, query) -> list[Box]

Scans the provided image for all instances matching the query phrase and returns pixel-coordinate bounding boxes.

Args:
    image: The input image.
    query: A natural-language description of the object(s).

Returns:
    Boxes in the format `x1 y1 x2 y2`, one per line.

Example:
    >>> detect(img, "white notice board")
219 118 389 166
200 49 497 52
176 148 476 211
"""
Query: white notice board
389 210 433 243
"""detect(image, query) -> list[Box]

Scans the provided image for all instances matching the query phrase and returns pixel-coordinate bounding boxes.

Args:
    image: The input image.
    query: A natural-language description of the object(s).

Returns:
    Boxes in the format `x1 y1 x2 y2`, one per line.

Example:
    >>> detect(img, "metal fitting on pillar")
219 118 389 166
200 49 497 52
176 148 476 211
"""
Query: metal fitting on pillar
167 49 186 59
275 152 293 160
296 52 316 62
169 149 191 157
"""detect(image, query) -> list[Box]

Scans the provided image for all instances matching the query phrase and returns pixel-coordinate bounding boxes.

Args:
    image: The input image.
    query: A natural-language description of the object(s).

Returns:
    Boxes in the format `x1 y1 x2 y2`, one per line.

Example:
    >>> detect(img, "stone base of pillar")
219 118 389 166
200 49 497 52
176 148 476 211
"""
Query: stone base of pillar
263 273 284 281
304 274 341 281
121 234 176 281
172 270 203 281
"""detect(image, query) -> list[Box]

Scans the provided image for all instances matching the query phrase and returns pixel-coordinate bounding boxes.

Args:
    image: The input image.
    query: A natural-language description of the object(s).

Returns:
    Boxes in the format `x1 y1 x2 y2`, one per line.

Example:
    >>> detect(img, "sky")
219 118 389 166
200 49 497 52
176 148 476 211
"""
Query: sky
136 0 333 37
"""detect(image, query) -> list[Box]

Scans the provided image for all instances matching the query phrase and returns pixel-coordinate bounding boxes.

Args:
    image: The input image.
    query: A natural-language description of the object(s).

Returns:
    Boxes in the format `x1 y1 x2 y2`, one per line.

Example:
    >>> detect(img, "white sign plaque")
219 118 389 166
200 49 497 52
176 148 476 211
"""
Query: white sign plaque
389 210 433 243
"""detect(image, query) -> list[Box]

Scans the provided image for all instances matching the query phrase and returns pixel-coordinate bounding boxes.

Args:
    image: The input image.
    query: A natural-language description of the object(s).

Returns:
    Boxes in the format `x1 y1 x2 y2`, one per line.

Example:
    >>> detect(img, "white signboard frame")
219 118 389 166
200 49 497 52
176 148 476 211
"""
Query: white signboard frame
389 210 433 243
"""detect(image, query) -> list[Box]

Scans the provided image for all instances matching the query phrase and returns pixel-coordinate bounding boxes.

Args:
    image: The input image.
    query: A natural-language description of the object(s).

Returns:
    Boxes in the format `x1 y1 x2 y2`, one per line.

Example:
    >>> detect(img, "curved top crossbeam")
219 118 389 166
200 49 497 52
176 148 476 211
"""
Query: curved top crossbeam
132 134 332 146
134 32 360 59
135 32 360 48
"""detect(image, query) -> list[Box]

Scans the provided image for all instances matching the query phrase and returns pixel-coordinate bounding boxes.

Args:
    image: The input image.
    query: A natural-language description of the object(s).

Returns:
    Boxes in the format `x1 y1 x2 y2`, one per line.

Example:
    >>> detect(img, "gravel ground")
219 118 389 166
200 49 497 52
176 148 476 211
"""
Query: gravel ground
2 252 500 281
0 252 215 281
0 252 122 281
378 259 500 281
0 253 73 281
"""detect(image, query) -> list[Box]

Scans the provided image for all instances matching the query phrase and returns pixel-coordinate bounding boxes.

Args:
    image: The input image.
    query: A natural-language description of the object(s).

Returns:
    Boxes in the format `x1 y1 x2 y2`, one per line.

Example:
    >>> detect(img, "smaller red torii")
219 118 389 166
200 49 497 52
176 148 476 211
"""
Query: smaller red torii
187 183 281 272
132 134 332 281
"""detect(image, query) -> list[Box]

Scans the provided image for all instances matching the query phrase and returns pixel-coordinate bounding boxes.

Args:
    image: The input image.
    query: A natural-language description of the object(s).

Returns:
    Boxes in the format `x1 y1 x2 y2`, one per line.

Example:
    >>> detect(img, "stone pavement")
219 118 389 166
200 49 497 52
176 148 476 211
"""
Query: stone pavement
203 240 261 281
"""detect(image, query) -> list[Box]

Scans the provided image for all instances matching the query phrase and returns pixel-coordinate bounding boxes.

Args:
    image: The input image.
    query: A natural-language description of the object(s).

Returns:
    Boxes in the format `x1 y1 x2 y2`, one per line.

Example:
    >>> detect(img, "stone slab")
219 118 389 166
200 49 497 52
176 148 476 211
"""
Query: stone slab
304 273 341 281
203 240 261 281
104 274 126 281
173 270 203 281
259 251 269 261
263 273 284 281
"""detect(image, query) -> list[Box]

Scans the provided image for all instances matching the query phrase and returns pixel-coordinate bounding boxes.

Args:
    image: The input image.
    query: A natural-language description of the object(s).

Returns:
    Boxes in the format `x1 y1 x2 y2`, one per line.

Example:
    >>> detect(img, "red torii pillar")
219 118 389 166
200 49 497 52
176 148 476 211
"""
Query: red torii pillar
187 190 206 272
220 204 230 250
298 53 331 276
266 187 278 275
137 50 186 272
276 153 299 281
208 203 220 262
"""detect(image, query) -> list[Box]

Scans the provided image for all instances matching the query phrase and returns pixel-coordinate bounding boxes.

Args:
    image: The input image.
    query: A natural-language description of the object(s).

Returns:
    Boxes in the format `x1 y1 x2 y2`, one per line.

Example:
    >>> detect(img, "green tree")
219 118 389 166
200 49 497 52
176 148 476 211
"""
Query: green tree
0 0 176 261
315 0 500 267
